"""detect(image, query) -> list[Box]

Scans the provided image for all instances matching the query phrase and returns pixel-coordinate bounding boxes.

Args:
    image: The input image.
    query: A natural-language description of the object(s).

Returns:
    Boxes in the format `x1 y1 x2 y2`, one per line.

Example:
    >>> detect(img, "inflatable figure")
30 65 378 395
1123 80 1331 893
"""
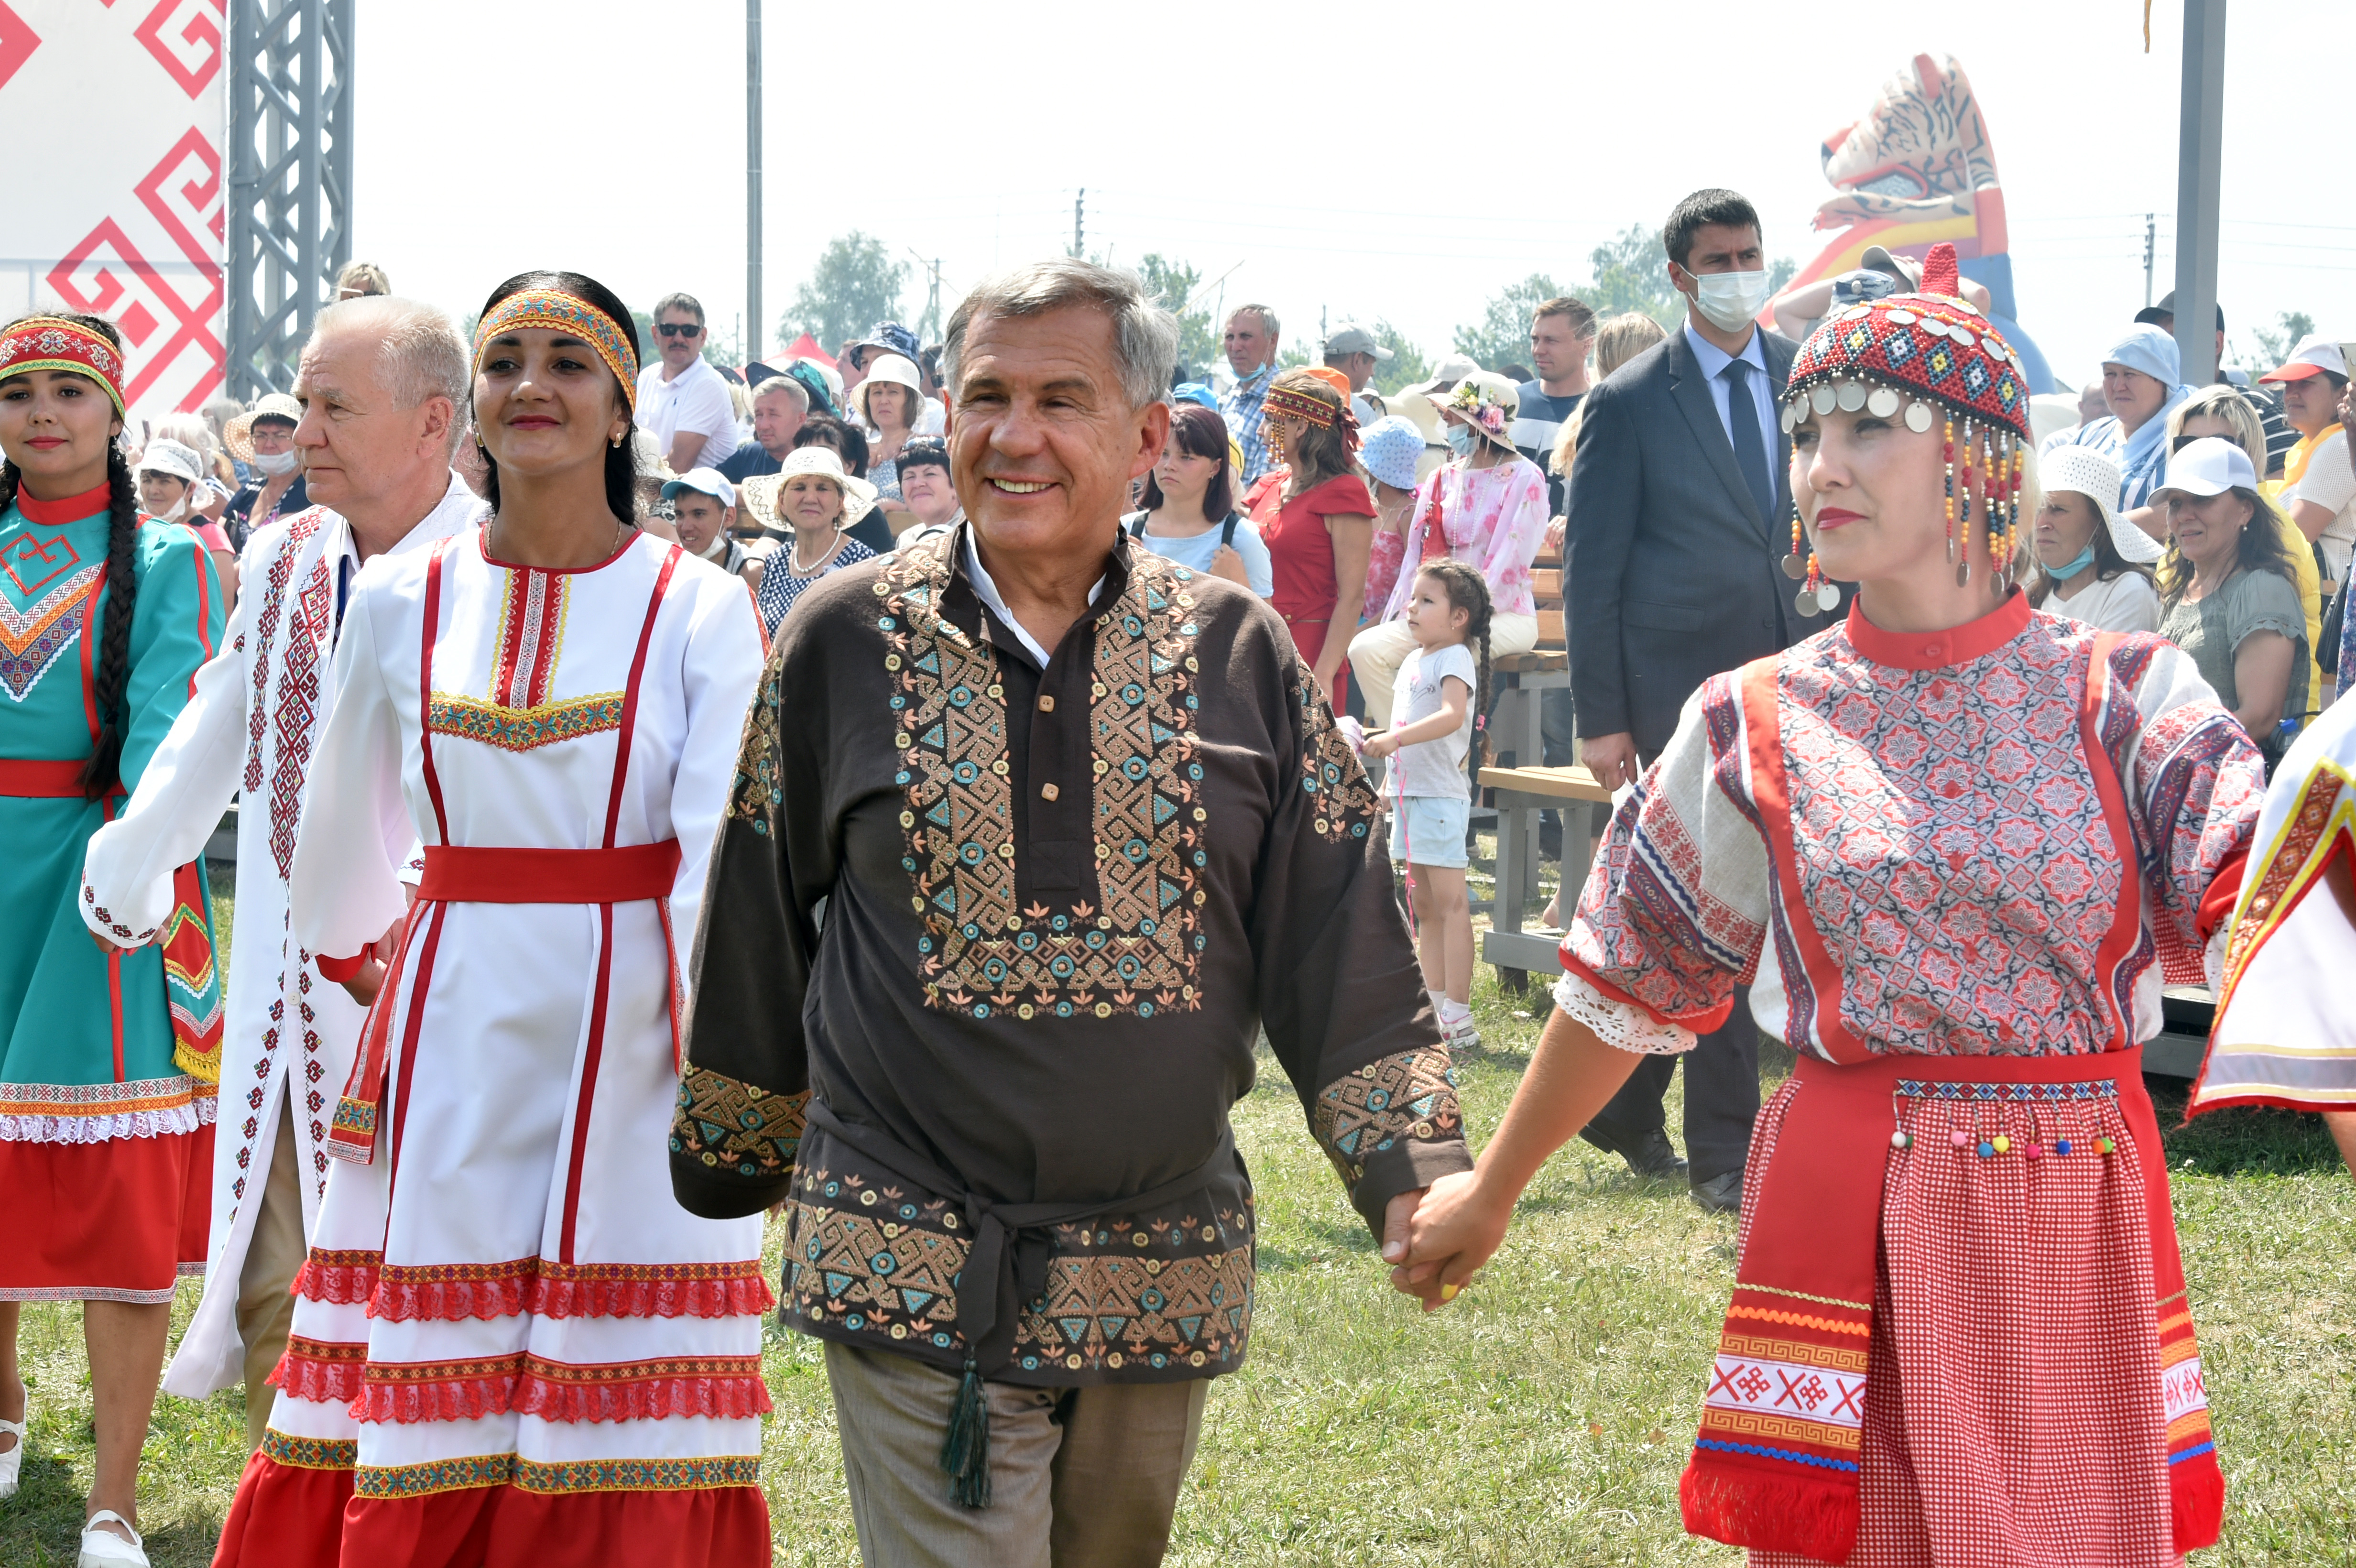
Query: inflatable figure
1769 53 2055 393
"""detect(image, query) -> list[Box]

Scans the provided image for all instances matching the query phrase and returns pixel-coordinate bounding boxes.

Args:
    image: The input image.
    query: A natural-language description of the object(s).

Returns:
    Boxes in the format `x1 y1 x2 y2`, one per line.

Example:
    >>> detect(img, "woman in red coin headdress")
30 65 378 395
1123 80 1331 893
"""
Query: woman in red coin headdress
1398 246 2255 1567
0 313 225 1565
208 272 772 1568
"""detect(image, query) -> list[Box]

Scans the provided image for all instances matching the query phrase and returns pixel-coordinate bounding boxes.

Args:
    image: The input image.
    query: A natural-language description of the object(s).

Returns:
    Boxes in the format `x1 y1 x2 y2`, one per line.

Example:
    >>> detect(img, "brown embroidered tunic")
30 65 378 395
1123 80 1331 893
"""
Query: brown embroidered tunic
671 523 1468 1386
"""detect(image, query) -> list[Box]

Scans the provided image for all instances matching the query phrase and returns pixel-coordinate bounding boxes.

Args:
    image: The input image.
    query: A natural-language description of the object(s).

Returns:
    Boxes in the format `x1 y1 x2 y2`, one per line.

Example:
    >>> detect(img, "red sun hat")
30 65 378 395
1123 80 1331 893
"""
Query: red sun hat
1779 243 2031 444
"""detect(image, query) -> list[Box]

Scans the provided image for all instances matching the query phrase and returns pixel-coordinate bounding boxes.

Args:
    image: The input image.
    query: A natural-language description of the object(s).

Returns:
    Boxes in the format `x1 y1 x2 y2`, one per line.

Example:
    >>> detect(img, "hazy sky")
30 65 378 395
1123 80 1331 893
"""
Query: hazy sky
354 0 2355 390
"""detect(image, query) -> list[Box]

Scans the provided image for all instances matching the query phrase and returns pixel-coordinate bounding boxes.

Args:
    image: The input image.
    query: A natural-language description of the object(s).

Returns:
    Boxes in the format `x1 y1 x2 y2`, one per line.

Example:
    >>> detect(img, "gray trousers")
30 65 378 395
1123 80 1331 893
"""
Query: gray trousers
825 1339 1209 1568
238 1096 306 1451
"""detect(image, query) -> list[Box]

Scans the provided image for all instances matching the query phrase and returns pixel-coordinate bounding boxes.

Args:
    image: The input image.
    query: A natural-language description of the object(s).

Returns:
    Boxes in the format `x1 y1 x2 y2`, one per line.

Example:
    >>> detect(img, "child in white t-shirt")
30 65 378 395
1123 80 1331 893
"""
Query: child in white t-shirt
1363 560 1491 1050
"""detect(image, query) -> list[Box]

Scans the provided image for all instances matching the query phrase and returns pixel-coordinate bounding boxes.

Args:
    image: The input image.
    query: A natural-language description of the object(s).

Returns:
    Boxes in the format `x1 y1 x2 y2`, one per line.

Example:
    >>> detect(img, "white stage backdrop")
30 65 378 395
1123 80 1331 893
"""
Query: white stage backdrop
0 0 227 418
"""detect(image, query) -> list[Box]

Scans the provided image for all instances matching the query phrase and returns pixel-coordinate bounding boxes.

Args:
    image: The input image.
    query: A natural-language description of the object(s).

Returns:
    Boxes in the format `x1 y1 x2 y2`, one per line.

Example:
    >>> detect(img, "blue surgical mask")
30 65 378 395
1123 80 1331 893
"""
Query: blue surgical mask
2049 544 2097 582
1443 424 1477 459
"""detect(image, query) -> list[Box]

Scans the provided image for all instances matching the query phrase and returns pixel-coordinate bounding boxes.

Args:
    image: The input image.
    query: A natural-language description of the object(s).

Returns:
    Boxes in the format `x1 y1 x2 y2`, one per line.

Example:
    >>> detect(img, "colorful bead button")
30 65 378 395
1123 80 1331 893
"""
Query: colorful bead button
1890 1131 1911 1150
1950 1130 1972 1149
1977 1140 1996 1158
2025 1143 2043 1161
2100 1137 2116 1154
2056 1139 2074 1155
1991 1134 2011 1154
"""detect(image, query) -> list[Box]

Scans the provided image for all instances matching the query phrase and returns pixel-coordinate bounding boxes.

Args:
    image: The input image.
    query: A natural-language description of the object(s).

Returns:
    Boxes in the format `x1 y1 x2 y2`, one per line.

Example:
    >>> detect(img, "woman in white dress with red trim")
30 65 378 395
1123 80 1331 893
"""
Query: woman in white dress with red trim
210 272 772 1566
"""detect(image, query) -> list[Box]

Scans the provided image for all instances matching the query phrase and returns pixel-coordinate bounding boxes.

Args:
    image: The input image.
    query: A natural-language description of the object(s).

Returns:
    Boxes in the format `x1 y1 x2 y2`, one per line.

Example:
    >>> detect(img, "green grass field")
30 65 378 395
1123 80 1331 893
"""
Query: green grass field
5 898 2351 1564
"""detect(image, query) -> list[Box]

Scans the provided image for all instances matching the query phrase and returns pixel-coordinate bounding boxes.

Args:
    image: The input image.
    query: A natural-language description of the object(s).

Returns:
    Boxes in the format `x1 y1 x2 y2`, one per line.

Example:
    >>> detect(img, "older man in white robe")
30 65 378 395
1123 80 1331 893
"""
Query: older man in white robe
81 296 485 1447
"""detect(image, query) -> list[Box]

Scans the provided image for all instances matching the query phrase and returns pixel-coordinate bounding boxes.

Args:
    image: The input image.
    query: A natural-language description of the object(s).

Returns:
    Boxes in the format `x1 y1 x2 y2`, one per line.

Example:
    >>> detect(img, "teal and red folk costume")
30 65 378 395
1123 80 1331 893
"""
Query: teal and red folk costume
1554 250 2249 1567
0 316 226 1305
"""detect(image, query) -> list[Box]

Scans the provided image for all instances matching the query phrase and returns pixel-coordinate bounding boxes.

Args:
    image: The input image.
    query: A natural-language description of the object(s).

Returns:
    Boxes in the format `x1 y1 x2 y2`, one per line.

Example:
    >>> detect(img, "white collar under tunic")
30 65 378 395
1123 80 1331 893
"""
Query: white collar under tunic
959 525 1107 669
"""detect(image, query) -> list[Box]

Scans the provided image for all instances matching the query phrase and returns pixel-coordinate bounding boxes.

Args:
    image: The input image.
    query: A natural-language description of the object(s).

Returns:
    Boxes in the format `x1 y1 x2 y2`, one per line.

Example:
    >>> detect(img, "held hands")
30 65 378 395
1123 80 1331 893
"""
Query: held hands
1361 729 1399 761
1385 1170 1513 1311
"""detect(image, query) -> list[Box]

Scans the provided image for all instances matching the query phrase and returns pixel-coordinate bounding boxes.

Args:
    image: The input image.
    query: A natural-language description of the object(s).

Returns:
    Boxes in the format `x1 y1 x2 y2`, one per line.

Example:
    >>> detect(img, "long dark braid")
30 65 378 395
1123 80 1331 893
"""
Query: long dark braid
83 442 141 797
1416 559 1494 792
0 310 137 798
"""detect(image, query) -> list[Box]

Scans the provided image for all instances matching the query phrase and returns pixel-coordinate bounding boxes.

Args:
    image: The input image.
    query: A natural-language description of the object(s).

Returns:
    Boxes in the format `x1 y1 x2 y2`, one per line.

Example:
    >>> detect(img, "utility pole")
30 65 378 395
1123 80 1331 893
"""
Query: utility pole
2174 0 2226 386
746 0 763 363
2143 213 2157 308
1072 189 1085 260
905 250 944 341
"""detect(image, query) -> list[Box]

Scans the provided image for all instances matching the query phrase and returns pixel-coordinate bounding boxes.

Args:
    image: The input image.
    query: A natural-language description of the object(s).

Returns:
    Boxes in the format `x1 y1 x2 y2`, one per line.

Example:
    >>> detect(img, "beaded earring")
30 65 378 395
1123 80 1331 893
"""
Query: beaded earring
1986 429 2008 583
1954 417 1974 587
1942 416 1959 570
1783 498 1807 580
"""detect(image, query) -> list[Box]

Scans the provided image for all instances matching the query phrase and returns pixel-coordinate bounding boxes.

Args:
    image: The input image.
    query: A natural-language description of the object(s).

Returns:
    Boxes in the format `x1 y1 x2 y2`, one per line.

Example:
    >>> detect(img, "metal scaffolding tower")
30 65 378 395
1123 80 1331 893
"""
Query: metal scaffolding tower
225 0 353 400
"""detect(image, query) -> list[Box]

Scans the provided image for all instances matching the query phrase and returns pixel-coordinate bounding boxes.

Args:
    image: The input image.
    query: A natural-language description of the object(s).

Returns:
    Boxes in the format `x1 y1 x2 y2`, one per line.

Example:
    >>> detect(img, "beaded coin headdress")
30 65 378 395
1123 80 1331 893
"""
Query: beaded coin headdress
1263 378 1360 460
471 288 641 414
1779 242 2033 612
0 316 128 418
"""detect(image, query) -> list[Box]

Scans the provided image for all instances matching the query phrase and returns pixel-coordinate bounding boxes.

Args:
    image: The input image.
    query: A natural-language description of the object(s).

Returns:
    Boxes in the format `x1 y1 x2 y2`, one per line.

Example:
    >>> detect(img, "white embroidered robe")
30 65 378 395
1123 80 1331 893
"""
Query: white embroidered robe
80 473 481 1395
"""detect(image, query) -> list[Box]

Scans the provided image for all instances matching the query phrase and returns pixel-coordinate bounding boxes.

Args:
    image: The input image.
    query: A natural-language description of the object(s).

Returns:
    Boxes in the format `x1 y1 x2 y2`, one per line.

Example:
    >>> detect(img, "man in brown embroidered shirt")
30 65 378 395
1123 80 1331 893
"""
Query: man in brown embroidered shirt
672 259 1468 1564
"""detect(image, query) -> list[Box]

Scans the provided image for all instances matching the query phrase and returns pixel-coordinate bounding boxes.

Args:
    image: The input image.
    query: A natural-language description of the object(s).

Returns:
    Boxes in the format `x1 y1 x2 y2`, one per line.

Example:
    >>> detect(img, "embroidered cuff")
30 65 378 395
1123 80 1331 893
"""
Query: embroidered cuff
1552 971 1695 1056
670 1067 807 1209
1314 1046 1470 1232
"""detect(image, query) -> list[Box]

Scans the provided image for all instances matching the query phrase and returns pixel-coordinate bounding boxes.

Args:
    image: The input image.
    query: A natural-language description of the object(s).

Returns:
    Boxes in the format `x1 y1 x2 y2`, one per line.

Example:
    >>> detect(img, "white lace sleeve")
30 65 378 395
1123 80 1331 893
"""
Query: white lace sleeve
1551 970 1696 1056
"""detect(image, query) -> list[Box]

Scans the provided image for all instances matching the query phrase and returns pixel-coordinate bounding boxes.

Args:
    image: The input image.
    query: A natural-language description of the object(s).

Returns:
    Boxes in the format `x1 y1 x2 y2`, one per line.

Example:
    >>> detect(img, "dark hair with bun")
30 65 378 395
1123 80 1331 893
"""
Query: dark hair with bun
473 271 641 525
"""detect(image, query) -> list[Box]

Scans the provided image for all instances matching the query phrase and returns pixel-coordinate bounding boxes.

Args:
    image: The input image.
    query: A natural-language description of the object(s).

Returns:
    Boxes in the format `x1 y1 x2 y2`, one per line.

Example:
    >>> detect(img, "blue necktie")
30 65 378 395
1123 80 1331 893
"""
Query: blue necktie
1721 358 1776 528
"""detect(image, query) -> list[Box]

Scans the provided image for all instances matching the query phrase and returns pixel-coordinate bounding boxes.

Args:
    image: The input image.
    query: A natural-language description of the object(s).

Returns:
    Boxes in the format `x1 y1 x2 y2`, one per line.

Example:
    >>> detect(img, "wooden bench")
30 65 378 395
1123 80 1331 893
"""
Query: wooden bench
1478 763 1614 992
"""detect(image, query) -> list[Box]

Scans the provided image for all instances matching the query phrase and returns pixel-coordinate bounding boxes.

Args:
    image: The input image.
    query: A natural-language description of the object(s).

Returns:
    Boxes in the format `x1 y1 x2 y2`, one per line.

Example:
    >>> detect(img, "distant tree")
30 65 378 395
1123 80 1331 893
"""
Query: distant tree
1276 342 1313 371
1134 253 1221 380
1451 273 1567 371
1583 226 1681 327
2244 311 2316 373
1370 320 1431 396
1768 256 1799 294
780 233 908 357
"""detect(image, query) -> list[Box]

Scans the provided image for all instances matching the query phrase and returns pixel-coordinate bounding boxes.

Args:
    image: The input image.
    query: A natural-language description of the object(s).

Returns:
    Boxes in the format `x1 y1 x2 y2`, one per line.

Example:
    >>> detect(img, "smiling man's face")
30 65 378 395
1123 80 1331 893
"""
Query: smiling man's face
949 304 1167 567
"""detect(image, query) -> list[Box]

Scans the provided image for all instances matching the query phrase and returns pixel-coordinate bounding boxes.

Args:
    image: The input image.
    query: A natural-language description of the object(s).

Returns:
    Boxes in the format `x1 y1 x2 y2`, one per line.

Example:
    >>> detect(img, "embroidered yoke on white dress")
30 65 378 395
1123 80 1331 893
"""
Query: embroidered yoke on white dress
259 527 769 1537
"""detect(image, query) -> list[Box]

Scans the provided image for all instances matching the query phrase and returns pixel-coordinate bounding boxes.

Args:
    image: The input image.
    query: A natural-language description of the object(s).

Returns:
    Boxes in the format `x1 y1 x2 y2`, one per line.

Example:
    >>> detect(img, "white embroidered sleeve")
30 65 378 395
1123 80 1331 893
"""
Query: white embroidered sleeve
1551 970 1696 1056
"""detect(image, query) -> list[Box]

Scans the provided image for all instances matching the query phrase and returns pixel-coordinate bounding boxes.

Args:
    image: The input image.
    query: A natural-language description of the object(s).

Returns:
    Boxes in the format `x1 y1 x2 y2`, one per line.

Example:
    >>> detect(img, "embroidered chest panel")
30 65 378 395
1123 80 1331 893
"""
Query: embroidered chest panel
1776 632 2126 1054
0 530 98 703
871 547 1207 1020
426 565 623 752
247 511 324 792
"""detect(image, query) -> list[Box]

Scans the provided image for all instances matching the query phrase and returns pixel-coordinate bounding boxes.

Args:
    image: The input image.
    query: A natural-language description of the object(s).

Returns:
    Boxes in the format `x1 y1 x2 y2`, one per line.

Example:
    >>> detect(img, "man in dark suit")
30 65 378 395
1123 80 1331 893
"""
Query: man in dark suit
1564 188 1827 1212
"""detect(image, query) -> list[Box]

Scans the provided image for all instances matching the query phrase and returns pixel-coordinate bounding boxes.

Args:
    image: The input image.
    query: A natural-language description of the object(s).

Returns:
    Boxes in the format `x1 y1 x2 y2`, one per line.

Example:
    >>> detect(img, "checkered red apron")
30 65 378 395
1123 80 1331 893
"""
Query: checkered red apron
1688 1048 2221 1566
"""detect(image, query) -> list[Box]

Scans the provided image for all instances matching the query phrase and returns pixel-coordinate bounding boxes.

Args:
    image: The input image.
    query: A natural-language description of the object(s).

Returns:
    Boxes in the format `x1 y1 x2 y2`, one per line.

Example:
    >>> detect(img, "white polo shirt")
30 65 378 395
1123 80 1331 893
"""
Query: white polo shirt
633 355 740 469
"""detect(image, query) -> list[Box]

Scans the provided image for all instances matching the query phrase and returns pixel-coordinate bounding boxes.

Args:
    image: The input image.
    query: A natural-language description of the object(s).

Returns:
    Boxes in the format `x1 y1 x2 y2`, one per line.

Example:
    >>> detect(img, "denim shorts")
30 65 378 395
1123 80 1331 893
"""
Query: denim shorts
1388 795 1469 869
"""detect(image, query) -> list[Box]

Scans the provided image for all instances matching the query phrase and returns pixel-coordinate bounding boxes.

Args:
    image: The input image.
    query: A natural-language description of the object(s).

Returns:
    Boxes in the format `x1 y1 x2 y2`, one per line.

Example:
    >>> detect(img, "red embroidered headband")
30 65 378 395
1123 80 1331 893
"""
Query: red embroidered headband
1264 382 1361 456
0 316 128 418
472 288 641 414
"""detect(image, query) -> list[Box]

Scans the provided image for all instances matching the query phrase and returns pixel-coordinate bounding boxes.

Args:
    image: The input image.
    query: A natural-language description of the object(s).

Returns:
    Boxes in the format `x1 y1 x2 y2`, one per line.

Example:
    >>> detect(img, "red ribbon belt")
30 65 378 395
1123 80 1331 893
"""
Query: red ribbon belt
0 758 118 797
323 840 682 1167
1677 1045 2223 1563
416 841 680 903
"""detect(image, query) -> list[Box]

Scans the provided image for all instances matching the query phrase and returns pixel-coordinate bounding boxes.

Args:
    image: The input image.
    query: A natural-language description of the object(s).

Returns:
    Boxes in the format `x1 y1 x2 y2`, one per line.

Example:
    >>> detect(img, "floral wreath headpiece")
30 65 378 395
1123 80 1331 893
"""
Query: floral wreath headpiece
0 316 128 419
1443 379 1513 450
1778 242 2033 607
472 288 641 414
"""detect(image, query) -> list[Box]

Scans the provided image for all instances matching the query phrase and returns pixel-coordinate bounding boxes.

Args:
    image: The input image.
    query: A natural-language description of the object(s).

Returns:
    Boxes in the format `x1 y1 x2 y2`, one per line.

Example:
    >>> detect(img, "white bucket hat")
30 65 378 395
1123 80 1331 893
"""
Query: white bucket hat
2040 446 2163 564
853 354 925 426
135 438 206 485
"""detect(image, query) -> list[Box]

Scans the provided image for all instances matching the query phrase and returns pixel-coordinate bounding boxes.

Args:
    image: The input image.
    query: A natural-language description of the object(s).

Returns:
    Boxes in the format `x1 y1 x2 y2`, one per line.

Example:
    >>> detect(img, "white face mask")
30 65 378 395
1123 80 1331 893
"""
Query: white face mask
151 489 188 522
1688 268 1772 334
252 449 299 477
1443 423 1478 459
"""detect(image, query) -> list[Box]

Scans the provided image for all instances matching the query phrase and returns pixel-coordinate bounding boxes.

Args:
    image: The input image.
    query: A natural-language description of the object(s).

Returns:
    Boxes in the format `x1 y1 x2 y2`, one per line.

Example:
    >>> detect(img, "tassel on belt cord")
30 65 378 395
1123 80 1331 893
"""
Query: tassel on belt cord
320 841 680 1165
801 1098 1236 1509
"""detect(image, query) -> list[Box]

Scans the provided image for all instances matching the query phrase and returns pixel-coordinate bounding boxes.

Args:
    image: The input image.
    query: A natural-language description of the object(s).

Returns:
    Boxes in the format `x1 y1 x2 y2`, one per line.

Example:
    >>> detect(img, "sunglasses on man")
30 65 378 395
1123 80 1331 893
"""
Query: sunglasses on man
657 322 703 338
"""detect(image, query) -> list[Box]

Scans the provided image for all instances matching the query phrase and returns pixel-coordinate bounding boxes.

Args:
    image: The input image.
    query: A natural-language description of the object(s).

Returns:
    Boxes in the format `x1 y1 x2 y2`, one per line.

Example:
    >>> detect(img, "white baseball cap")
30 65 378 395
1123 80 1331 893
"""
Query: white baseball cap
2257 334 2347 384
2150 436 2258 503
661 468 736 507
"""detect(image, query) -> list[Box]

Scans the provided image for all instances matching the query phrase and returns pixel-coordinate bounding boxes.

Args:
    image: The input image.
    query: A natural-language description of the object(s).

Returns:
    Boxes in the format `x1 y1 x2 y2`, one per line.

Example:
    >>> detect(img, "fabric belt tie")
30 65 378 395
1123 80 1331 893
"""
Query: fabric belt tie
323 840 682 1167
801 1097 1237 1510
417 841 680 903
1677 1044 2224 1563
0 758 118 797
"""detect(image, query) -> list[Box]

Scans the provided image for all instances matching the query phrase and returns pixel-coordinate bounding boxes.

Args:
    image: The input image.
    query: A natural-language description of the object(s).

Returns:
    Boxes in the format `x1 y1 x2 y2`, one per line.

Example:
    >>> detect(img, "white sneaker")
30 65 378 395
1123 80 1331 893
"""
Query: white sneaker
79 1510 149 1567
0 1401 23 1500
1441 1012 1482 1052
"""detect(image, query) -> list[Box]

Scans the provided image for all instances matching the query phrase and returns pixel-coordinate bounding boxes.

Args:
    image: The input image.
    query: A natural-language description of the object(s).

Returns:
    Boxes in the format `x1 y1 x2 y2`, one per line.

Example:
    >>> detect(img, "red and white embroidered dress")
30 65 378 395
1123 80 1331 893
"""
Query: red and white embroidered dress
1557 595 2261 1567
80 477 479 1398
210 526 772 1566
